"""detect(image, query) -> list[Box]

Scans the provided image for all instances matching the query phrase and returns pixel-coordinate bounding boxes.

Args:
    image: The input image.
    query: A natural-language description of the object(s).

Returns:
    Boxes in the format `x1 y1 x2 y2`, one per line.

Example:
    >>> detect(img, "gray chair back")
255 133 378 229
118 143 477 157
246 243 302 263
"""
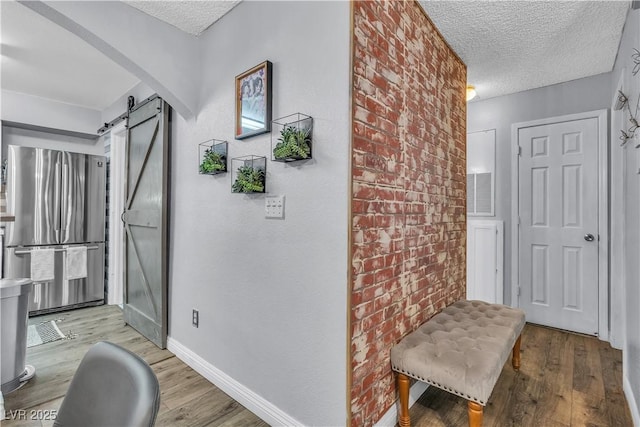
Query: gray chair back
54 341 160 427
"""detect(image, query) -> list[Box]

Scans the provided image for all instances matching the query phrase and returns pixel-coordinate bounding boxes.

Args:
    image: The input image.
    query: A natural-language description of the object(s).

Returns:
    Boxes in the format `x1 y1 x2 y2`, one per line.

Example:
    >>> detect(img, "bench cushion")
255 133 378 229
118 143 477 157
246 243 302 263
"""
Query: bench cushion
390 300 525 405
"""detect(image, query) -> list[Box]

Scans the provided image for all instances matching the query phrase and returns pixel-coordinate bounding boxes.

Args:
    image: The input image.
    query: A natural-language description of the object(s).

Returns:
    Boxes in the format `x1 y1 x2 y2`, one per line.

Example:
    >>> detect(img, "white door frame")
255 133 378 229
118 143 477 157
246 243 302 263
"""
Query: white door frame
610 71 626 350
511 109 609 340
107 121 127 306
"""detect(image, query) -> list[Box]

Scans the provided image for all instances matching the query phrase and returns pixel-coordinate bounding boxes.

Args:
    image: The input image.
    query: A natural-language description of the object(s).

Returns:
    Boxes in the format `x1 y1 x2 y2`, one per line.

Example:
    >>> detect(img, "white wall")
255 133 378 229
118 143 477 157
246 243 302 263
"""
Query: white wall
1 90 101 135
168 2 350 425
2 125 103 156
611 7 640 425
467 72 612 306
101 81 154 126
22 0 200 119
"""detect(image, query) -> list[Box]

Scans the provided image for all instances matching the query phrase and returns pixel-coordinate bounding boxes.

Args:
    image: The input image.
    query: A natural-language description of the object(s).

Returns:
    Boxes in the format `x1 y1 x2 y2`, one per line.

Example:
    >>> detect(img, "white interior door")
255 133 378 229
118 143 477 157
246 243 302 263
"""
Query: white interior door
518 117 599 335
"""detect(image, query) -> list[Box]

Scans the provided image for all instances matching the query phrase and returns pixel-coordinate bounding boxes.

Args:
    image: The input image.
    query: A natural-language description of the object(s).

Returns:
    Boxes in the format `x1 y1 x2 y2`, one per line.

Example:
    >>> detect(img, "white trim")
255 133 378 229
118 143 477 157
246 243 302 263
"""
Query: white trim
597 109 610 342
624 374 640 427
167 337 304 427
510 109 610 341
609 70 626 350
467 220 504 304
107 121 126 306
511 122 520 308
373 382 429 427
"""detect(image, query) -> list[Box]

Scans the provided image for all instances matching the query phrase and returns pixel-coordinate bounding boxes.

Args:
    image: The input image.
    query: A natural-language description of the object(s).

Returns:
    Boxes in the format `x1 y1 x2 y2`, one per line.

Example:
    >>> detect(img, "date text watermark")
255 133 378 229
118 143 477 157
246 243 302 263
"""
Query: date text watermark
4 409 58 421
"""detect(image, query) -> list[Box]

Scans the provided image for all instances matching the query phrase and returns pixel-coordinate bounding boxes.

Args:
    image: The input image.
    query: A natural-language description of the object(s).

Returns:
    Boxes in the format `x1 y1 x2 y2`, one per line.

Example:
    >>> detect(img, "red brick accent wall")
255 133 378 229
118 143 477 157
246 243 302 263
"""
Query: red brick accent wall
350 1 467 425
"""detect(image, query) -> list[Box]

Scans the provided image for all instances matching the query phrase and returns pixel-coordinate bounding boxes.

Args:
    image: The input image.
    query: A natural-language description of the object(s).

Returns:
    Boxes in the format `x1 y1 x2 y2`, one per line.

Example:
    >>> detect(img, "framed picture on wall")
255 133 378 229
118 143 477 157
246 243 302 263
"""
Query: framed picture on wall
235 61 272 140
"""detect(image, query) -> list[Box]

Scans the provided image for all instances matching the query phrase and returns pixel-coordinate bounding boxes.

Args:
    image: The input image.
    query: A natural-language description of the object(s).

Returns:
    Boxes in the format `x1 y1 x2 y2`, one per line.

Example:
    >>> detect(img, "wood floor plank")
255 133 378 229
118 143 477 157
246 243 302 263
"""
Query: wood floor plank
151 355 190 380
571 334 609 426
0 414 42 427
211 410 271 427
155 388 245 427
599 342 632 426
408 323 633 427
484 357 519 426
3 305 265 427
154 360 216 410
528 327 573 426
23 396 64 427
6 308 633 427
4 362 75 410
407 386 467 427
505 324 546 426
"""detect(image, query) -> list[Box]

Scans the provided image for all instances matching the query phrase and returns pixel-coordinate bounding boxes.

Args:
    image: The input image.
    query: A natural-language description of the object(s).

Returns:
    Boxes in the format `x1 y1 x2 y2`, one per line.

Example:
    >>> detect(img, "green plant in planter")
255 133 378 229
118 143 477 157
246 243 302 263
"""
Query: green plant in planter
232 165 265 193
273 125 311 160
199 148 226 174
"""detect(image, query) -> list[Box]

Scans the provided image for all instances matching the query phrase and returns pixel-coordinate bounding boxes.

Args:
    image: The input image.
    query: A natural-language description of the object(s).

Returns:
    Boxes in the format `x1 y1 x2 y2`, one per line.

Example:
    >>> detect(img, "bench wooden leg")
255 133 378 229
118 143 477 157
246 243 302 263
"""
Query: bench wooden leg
468 401 483 427
512 334 522 371
397 373 411 427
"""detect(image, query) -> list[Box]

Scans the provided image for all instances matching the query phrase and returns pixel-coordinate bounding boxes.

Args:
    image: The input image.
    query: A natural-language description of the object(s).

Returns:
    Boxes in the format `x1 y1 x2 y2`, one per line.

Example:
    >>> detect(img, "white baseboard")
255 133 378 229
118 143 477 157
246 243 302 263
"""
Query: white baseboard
374 382 429 427
624 374 640 427
167 336 304 427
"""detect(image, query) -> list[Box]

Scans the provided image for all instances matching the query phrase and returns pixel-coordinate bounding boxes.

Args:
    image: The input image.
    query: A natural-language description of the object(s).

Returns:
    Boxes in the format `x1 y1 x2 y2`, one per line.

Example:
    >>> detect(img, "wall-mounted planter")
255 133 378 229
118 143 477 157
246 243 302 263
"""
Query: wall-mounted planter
231 155 266 193
199 140 228 175
271 113 313 162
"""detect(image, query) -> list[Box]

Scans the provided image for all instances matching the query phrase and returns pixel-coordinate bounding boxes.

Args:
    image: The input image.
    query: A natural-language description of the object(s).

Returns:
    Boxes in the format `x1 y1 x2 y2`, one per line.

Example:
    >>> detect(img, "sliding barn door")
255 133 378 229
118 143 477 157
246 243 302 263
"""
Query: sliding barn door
123 96 169 348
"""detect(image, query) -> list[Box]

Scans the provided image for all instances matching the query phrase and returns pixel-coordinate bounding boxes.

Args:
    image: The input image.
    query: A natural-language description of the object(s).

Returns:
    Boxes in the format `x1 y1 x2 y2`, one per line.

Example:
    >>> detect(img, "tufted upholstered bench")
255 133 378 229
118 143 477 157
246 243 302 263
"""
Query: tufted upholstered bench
390 300 525 427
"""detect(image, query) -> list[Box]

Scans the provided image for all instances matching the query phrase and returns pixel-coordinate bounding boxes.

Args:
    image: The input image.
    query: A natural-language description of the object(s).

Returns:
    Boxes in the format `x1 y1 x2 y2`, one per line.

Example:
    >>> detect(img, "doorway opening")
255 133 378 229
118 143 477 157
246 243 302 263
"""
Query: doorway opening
511 109 609 338
105 121 127 307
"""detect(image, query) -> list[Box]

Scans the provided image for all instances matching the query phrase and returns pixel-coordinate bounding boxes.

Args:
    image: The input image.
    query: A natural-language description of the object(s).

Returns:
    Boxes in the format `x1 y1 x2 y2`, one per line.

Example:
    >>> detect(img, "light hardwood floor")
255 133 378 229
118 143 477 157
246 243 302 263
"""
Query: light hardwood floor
407 323 633 427
2 304 268 427
3 306 633 427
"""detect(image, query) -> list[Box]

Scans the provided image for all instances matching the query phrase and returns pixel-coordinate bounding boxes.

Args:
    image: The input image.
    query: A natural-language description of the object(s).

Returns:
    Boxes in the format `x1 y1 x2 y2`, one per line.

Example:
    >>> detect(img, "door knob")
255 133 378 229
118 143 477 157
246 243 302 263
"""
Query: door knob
584 234 595 242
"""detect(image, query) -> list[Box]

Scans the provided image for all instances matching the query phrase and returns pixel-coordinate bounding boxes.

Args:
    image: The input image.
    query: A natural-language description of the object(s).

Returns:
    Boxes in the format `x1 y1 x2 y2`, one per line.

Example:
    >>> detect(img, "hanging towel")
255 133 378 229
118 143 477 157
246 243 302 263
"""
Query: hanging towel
65 246 87 280
30 248 55 282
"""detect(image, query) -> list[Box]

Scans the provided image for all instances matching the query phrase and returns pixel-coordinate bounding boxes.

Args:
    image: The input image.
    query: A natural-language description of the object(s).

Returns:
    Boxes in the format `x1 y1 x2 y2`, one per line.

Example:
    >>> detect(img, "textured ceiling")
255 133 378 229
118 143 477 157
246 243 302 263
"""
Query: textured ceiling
1 1 631 112
419 1 630 101
124 0 240 35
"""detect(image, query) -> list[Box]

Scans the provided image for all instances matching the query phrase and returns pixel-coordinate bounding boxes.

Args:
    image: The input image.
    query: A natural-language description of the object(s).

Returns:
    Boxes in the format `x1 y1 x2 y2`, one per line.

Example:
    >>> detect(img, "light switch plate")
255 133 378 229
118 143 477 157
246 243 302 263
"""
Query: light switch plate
265 195 285 219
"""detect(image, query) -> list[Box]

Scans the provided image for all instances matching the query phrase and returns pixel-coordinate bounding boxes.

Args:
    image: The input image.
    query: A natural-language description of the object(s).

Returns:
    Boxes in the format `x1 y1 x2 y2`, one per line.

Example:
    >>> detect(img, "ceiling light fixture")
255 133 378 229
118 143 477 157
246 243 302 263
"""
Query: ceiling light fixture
466 85 477 101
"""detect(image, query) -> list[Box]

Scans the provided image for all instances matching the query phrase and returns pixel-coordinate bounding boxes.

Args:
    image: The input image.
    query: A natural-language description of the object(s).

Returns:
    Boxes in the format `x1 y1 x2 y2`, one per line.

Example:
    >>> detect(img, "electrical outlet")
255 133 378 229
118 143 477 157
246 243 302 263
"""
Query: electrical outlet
192 309 199 328
265 195 285 219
